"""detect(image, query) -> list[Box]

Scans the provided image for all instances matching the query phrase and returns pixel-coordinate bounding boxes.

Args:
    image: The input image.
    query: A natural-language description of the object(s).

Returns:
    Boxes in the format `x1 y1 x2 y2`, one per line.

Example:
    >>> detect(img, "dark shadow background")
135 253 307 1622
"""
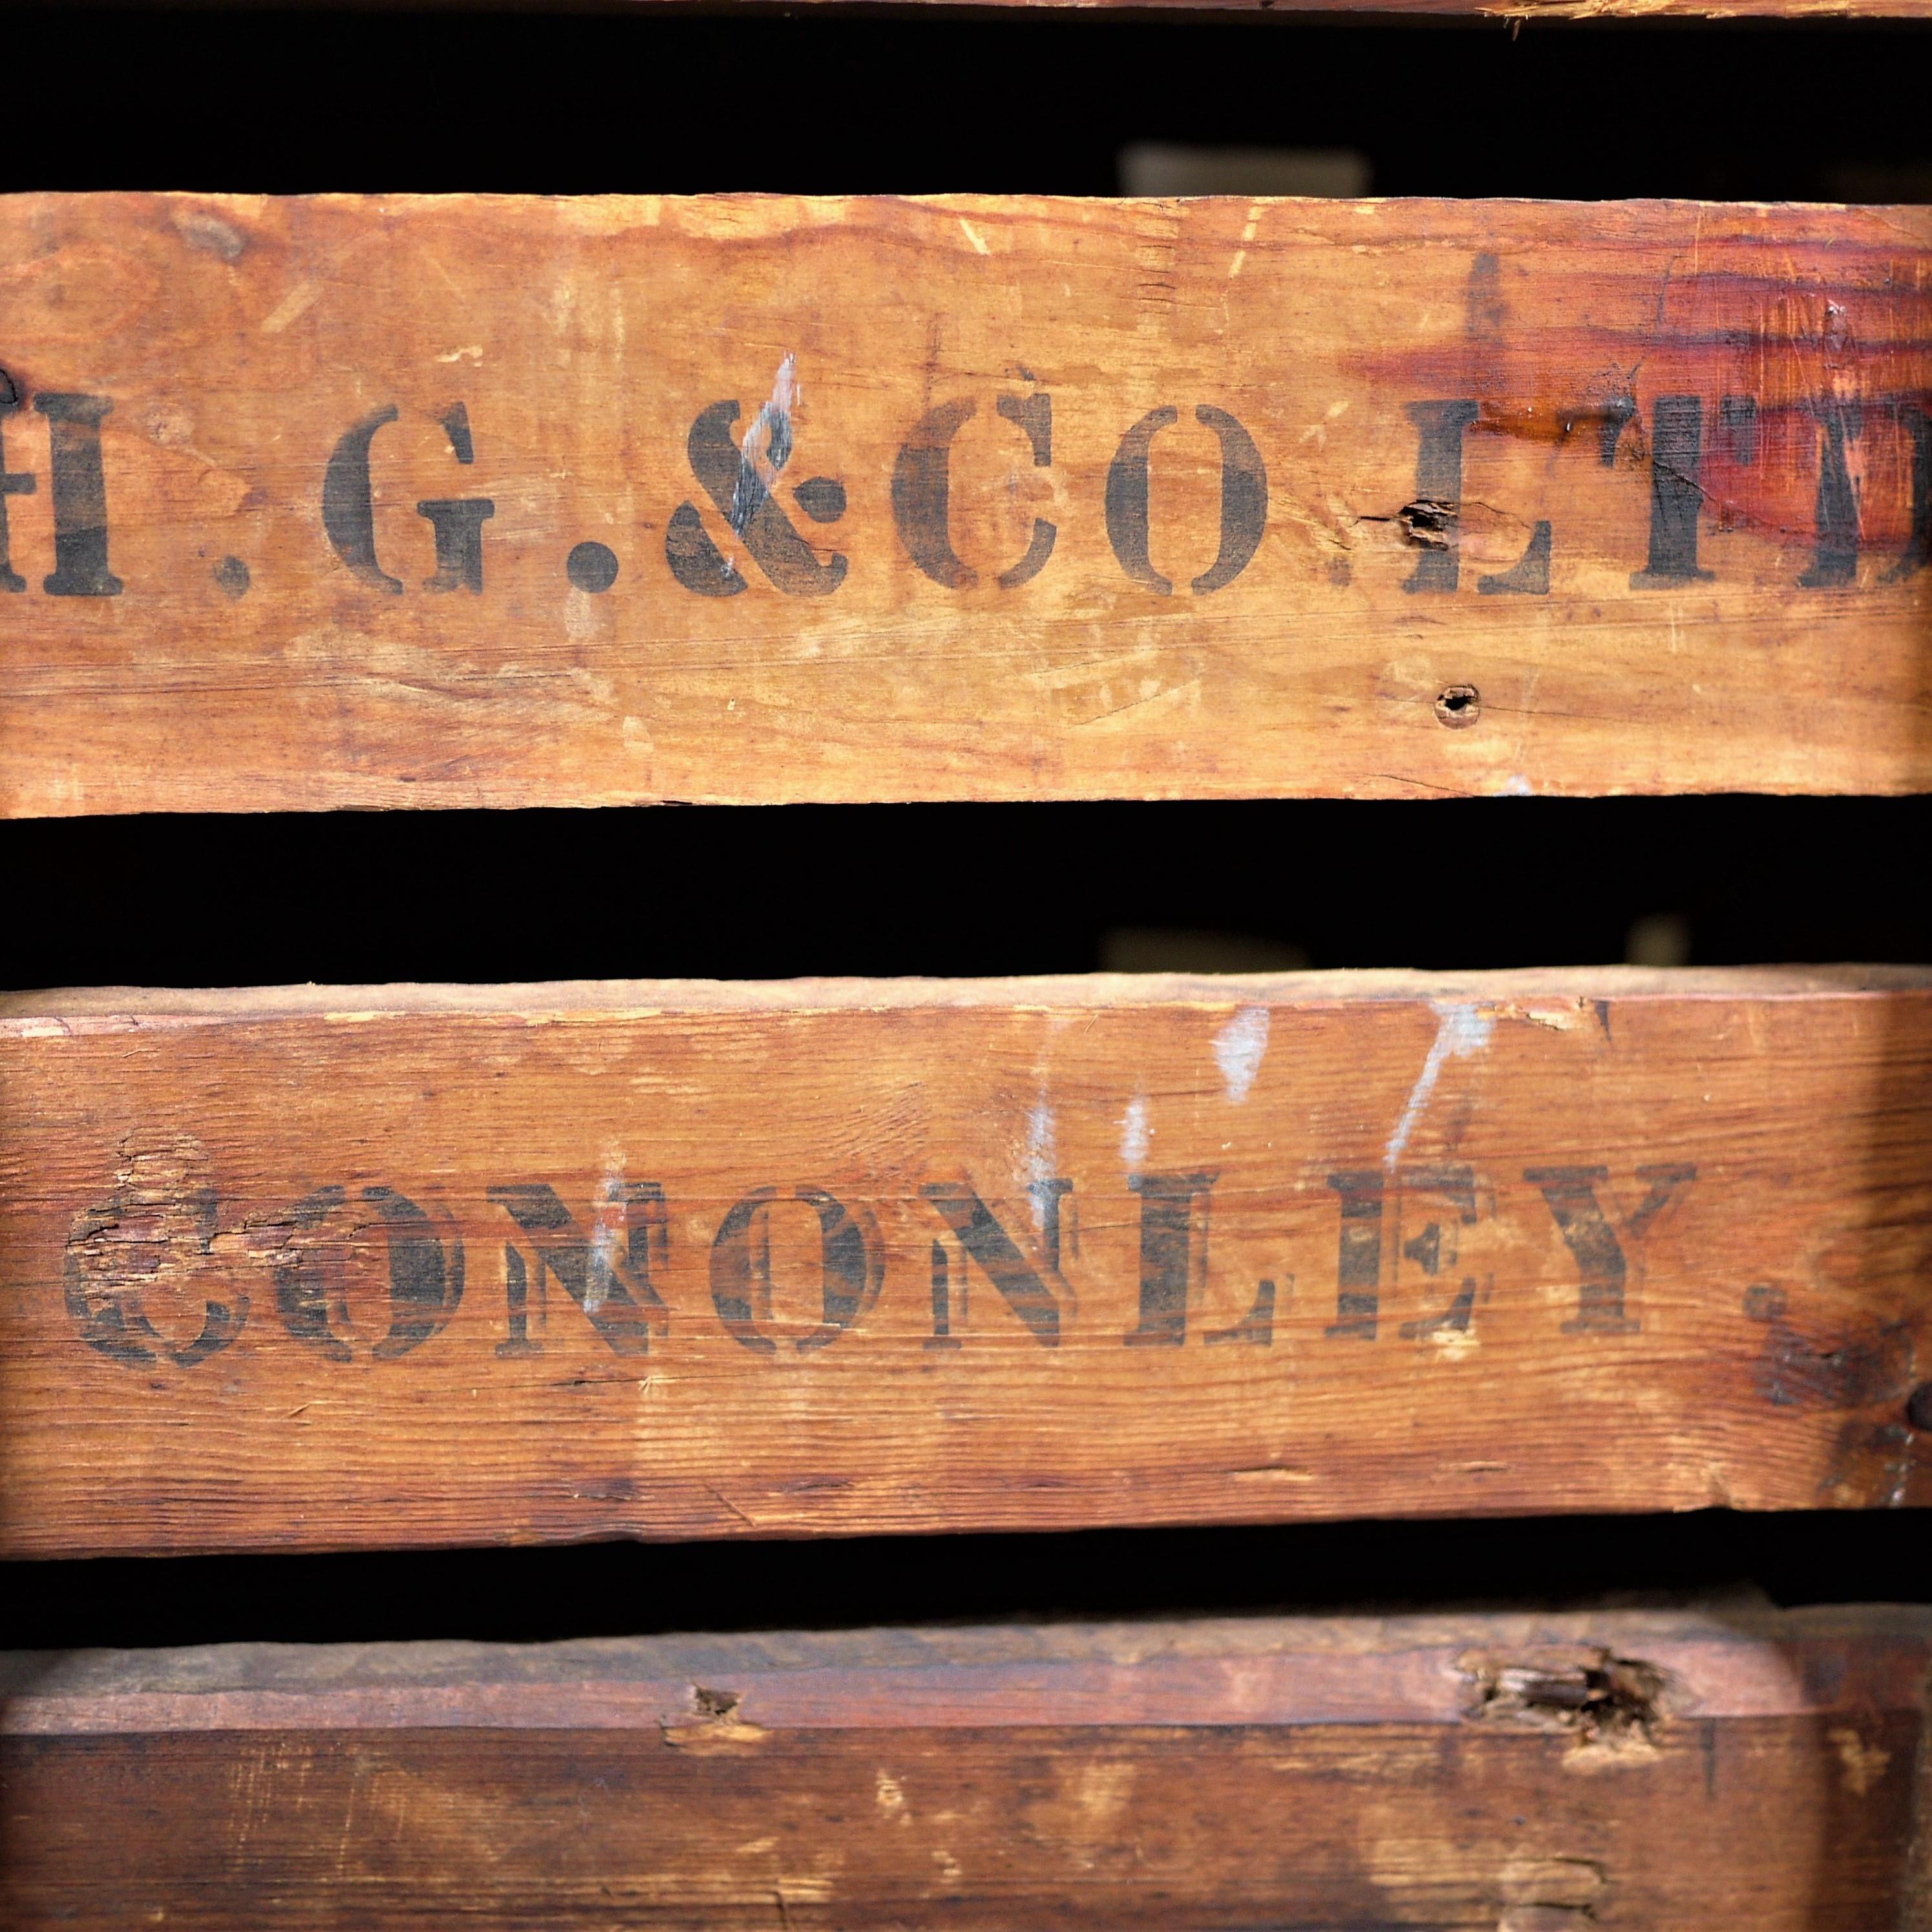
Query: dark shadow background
3 10 1932 204
3 6 1929 1642
6 798 1932 988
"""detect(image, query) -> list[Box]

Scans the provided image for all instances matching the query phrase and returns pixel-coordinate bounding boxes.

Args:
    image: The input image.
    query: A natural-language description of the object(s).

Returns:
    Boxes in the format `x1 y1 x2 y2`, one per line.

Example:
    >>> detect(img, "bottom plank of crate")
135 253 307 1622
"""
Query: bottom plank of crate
2 1607 1927 1929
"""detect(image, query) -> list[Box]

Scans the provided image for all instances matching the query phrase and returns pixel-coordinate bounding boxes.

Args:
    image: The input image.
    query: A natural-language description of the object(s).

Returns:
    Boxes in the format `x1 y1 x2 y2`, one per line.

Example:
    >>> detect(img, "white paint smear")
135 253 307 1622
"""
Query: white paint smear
1120 1092 1151 1169
1028 1098 1057 1227
1213 1006 1270 1104
732 353 798 534
588 1150 627 1312
1383 1003 1493 1169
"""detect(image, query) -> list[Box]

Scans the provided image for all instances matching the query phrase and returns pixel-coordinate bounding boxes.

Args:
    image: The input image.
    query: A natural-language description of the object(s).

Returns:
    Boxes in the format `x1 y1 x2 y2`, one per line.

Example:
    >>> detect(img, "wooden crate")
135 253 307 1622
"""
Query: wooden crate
2 16 1929 1929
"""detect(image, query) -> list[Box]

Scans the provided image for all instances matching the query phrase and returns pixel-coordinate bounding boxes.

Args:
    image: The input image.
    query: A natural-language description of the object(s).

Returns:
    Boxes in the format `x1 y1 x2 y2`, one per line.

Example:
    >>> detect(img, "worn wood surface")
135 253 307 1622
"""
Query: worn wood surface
2 193 1929 814
32 1 1932 25
3 969 1929 1556
3 1608 1928 1927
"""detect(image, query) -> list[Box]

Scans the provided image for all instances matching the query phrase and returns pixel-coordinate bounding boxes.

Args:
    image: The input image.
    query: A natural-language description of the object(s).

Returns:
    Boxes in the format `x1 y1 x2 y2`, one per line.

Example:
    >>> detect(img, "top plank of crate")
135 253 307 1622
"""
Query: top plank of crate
52 0 1932 15
2 191 1929 816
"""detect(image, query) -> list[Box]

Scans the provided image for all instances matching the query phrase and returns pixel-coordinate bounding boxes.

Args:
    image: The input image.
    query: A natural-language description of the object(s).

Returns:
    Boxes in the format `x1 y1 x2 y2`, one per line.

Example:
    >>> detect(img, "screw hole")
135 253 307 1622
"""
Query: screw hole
1435 684 1481 728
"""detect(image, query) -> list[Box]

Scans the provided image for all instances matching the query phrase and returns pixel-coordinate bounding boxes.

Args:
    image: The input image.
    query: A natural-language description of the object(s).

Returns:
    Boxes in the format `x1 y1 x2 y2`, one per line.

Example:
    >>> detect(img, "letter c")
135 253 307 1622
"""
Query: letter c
892 394 1057 590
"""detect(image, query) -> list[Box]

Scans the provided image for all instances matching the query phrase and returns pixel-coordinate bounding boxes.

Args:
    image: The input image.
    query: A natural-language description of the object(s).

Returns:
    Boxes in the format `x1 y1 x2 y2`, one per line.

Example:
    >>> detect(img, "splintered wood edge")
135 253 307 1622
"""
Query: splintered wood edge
2 1608 1927 1734
6 965 1931 1028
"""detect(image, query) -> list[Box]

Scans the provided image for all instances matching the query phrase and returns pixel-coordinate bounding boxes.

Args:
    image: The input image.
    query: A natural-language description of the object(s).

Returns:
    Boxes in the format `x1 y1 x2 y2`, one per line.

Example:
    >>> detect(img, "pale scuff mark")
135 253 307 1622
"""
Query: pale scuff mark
588 1147 627 1314
1498 1854 1604 1932
1213 1005 1270 1103
774 1876 833 1906
1490 999 1586 1033
957 217 991 255
875 1771 907 1816
1828 1726 1891 1795
259 281 319 335
1120 1092 1151 1168
564 591 601 643
1028 1096 1057 1229
434 344 484 364
1074 1760 1137 1822
1384 1002 1494 1169
1227 200 1264 281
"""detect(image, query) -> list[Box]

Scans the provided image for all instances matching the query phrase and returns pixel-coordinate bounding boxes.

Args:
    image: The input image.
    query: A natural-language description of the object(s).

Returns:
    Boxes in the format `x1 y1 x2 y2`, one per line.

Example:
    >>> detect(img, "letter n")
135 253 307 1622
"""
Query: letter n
920 1182 1067 1346
488 1182 668 1357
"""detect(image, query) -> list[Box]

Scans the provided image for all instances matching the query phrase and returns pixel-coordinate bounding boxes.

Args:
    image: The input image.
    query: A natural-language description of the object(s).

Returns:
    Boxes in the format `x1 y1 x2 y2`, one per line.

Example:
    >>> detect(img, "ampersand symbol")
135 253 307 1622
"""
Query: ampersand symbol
666 369 847 597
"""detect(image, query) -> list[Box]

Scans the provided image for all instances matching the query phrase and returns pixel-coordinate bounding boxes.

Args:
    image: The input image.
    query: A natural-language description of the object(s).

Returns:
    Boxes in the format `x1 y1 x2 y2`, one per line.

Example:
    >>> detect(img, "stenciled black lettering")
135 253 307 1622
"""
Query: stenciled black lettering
1325 1170 1383 1338
1631 396 1713 588
275 1185 465 1361
709 1186 881 1354
1105 405 1268 596
1396 1165 1479 1338
891 393 1057 590
1400 400 1479 594
919 1180 1067 1346
1205 1277 1277 1346
1123 1172 1217 1346
417 497 495 593
926 1239 960 1352
1524 1163 1695 1335
0 372 37 593
487 1182 668 1358
666 397 847 598
1478 521 1552 596
893 398 975 589
438 401 475 465
1893 402 1932 582
1799 401 1862 588
323 405 403 593
1715 395 1758 468
34 392 121 597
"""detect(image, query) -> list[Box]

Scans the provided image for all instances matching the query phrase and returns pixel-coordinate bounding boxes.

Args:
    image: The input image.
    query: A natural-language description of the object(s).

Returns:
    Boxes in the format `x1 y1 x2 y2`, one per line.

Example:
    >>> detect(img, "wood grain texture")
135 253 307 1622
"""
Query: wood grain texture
34 0 1932 21
3 1608 1929 1928
2 193 1930 815
3 968 1930 1556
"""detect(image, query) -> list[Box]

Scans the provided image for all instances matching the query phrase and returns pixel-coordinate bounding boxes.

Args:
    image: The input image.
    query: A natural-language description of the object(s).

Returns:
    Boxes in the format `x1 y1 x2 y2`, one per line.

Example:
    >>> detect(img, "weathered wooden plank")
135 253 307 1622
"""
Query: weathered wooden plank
32 0 1932 19
1 193 1929 815
3 969 1929 1556
3 1608 1927 1928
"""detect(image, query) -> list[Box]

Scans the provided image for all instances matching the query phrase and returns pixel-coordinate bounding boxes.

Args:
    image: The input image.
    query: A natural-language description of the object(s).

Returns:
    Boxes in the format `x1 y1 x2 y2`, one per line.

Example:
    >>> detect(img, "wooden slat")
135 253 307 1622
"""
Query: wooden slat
3 968 1929 1556
1 193 1929 815
3 1608 1928 1928
26 1 1932 23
